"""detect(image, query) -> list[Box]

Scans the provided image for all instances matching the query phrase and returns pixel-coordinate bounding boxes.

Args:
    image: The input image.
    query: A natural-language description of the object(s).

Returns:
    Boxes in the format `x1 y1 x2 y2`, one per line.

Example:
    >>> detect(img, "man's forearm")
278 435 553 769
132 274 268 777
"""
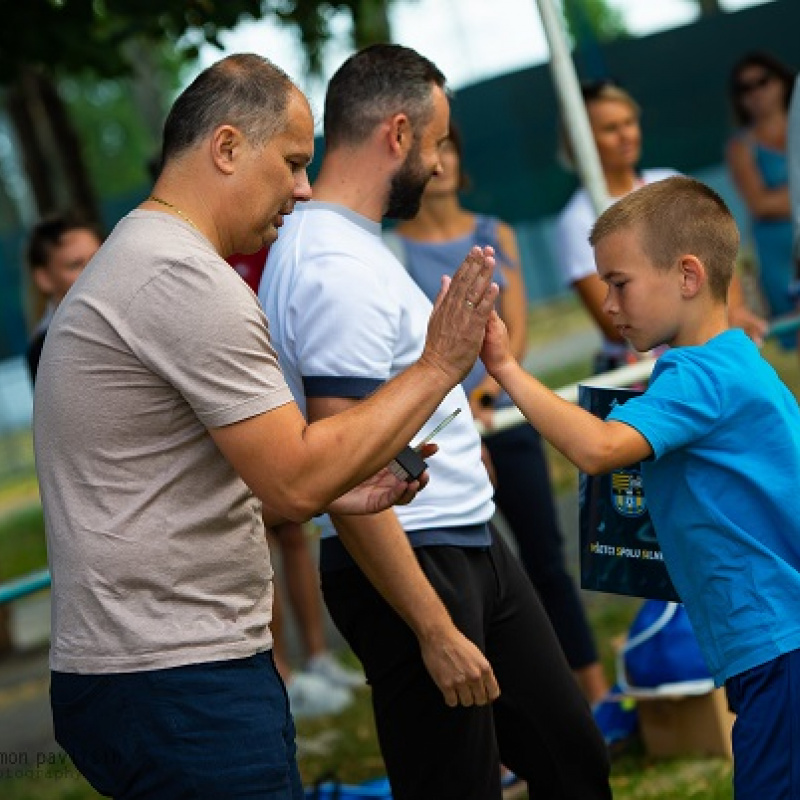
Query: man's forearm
213 360 464 523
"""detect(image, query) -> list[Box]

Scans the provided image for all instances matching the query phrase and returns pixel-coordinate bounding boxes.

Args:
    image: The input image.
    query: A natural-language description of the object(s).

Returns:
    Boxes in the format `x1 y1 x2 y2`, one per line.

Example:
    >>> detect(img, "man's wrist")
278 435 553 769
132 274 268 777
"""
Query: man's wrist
412 607 456 643
415 352 462 394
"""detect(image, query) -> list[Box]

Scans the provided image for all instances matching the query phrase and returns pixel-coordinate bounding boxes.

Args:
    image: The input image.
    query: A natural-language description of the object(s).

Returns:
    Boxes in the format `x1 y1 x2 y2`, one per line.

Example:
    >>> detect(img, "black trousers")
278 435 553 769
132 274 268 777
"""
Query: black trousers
321 533 611 800
485 423 599 669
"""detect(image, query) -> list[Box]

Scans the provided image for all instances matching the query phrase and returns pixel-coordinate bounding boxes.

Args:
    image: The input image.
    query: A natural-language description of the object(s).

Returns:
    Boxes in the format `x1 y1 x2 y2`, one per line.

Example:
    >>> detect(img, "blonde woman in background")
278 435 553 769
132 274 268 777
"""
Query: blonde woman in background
556 80 765 372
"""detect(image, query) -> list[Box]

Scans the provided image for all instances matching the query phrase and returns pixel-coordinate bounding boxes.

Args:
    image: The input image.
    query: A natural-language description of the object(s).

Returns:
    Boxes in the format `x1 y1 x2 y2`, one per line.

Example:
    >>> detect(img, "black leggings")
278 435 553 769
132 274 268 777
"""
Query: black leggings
321 534 611 800
485 423 599 669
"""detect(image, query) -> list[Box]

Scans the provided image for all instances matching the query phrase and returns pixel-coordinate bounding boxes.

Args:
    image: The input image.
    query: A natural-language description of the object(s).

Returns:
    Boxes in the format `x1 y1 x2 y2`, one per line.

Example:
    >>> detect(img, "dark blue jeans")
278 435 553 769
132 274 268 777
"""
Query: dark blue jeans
51 650 303 799
726 648 800 799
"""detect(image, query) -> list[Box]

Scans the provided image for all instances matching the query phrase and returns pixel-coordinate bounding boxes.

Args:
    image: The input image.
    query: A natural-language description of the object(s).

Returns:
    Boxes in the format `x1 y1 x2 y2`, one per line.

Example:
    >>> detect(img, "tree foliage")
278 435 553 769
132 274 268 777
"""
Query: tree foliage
275 0 392 74
560 0 726 47
561 0 628 46
0 0 396 84
0 0 396 223
59 55 183 200
0 0 264 83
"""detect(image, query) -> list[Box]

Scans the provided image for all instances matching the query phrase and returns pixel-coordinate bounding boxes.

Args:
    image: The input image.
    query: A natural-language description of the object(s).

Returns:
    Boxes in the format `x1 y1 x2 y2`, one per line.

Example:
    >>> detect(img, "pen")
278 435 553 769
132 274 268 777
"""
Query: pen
414 408 461 452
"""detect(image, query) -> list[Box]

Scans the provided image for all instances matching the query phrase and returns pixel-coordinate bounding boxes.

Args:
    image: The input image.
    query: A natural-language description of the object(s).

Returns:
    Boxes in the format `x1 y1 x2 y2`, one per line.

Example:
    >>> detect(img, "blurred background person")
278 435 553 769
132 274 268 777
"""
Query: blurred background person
392 124 610 708
726 51 797 348
557 80 764 373
268 521 365 720
25 212 102 383
555 81 680 373
228 246 270 293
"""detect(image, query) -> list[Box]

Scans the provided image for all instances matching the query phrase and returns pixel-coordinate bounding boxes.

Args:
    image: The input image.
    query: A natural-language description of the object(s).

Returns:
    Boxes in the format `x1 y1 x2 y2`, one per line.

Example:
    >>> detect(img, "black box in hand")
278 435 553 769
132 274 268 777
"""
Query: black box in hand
388 446 427 482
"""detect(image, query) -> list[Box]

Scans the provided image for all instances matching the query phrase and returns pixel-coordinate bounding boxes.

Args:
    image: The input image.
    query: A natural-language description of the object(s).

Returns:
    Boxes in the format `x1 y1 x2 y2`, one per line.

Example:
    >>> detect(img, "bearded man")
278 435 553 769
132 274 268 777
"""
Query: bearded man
260 44 611 800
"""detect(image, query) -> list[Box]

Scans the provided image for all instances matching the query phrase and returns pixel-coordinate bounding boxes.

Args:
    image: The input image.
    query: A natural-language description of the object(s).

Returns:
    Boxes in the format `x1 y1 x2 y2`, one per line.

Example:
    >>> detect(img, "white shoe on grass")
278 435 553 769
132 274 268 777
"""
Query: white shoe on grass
307 652 366 689
287 672 353 720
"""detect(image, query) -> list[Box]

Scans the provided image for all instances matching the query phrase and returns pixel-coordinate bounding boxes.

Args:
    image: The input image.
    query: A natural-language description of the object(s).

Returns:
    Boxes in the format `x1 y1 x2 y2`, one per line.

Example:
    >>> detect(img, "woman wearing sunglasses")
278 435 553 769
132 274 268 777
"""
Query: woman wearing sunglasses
726 51 797 347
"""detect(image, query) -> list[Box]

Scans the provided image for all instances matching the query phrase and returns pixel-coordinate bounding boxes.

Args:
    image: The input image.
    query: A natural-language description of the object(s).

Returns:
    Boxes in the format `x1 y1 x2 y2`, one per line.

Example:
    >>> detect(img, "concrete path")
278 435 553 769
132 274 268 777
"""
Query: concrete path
0 645 53 762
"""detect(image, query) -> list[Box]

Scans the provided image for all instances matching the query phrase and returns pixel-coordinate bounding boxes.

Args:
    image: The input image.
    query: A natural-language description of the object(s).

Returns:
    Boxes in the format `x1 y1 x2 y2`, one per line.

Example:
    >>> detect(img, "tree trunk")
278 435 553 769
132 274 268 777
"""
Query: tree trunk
37 74 100 222
349 0 392 49
4 66 99 223
0 605 12 654
5 69 61 217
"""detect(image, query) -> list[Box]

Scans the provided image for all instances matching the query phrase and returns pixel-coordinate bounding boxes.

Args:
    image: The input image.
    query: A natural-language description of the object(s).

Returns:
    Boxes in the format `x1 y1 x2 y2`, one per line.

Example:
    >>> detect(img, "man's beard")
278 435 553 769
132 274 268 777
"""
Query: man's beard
385 148 431 220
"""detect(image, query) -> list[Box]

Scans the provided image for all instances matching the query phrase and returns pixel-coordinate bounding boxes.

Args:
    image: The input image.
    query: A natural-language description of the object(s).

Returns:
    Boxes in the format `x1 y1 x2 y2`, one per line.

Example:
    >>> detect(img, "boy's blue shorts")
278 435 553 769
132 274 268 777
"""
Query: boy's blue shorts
51 650 303 799
726 648 800 799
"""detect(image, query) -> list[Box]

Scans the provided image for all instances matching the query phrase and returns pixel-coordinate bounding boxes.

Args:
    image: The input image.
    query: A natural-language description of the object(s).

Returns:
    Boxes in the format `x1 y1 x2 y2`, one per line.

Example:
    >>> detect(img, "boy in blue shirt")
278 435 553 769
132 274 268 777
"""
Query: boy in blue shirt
482 175 800 798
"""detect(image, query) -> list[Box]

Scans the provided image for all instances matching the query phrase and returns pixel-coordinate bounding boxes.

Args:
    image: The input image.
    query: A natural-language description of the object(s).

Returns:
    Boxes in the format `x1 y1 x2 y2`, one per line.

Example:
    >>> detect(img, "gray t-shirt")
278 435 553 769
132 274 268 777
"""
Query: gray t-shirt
34 210 293 673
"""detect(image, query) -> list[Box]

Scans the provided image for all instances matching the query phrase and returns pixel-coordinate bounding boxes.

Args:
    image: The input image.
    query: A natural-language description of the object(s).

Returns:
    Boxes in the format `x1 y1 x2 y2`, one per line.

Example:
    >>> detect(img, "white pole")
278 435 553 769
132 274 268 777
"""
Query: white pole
475 357 657 436
534 0 609 216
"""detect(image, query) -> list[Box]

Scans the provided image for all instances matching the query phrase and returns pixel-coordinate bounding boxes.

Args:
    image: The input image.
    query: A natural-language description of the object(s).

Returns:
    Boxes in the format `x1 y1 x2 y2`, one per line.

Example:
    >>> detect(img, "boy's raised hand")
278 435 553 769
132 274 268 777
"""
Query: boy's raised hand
422 246 499 385
480 309 515 380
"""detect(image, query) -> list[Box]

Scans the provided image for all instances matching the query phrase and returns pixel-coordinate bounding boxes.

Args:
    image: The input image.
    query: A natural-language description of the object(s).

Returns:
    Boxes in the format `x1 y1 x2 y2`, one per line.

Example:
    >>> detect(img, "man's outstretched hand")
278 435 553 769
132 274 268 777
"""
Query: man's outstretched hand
422 246 499 387
327 444 438 515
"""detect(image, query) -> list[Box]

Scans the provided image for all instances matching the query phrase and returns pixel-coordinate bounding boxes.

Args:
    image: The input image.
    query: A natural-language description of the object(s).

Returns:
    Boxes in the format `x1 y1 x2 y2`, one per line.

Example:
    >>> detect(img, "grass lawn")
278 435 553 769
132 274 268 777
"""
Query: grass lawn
0 686 734 800
1 296 798 798
0 502 46 583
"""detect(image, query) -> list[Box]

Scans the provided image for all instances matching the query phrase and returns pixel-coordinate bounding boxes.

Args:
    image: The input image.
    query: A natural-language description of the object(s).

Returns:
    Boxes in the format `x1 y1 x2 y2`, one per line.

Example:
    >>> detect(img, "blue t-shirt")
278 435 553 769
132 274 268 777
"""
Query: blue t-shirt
609 329 800 685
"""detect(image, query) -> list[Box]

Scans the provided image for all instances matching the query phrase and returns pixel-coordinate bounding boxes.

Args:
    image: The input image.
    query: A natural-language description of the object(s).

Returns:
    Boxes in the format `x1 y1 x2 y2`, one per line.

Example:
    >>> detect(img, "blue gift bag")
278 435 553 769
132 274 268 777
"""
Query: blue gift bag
578 384 680 601
305 776 392 799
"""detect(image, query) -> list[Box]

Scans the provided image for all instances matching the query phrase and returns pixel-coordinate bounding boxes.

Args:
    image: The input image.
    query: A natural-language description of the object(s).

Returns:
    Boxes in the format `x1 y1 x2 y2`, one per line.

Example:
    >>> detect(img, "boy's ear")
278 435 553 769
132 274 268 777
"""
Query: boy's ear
679 255 705 298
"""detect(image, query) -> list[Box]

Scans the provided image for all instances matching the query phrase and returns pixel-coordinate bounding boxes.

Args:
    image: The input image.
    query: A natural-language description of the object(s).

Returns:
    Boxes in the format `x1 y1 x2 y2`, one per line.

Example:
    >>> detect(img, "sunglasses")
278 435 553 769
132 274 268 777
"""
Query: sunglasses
735 73 774 95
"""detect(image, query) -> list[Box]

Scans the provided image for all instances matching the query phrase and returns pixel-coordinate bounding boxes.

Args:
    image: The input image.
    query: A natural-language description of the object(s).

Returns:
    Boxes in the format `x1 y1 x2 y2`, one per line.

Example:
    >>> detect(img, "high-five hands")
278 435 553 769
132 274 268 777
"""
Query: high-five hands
422 246 500 386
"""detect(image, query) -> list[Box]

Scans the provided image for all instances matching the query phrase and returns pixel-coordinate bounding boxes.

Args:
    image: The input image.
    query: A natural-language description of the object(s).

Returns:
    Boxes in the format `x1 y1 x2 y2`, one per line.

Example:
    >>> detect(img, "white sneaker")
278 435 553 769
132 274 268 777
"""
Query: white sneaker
286 672 353 720
307 652 366 689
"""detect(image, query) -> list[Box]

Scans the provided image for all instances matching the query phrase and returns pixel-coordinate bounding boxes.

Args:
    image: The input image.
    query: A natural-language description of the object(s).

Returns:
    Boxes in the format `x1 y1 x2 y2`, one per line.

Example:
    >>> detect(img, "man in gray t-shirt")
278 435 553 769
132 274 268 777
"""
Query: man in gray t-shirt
36 53 499 800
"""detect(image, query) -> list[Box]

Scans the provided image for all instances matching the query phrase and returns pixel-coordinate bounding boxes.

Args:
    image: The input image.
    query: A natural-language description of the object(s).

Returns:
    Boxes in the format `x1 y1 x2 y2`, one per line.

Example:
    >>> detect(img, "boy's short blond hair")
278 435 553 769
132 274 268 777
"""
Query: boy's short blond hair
589 176 739 301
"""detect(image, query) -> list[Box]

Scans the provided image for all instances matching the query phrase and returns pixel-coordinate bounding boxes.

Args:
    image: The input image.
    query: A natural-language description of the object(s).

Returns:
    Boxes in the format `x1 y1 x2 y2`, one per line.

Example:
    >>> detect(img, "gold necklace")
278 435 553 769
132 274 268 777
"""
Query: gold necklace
148 195 200 232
